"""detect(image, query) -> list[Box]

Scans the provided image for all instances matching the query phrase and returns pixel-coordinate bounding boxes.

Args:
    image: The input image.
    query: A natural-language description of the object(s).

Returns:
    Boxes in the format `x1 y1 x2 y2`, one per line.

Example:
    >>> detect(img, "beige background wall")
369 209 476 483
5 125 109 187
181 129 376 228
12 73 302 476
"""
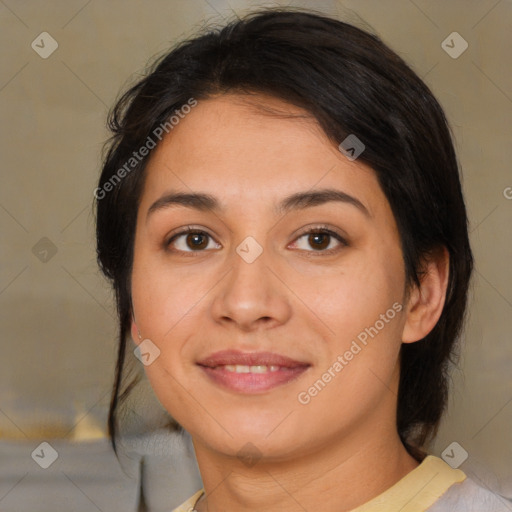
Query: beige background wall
1 0 511 497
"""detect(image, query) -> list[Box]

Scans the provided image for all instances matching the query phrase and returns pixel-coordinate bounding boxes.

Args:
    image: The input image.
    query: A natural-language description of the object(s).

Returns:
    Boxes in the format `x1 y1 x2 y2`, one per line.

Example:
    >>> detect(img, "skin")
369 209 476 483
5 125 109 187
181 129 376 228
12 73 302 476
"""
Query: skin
130 93 449 512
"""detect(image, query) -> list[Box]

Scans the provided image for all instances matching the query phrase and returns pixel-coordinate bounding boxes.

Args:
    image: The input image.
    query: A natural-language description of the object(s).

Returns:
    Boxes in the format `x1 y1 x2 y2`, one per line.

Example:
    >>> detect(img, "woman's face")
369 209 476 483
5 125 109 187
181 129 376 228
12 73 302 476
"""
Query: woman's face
130 93 411 461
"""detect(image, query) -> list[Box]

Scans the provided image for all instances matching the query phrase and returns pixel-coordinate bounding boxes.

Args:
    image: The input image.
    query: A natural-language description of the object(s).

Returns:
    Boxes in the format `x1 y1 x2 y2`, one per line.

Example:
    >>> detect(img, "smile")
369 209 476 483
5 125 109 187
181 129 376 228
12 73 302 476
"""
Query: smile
198 364 310 393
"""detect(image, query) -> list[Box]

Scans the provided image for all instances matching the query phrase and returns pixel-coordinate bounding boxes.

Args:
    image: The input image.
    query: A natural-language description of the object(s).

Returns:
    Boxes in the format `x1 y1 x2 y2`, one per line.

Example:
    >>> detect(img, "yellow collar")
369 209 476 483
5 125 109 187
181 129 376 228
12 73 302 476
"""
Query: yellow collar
350 455 466 511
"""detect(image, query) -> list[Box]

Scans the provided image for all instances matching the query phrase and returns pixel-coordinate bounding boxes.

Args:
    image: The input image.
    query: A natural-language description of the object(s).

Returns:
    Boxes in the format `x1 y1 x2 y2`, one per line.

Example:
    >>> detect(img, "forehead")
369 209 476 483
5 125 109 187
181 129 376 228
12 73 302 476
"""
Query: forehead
141 93 384 217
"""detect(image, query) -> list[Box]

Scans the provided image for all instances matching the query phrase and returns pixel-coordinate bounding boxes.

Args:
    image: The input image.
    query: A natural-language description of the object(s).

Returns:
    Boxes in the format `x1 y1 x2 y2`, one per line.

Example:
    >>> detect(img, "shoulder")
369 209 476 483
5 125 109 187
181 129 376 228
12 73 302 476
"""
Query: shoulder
427 476 512 512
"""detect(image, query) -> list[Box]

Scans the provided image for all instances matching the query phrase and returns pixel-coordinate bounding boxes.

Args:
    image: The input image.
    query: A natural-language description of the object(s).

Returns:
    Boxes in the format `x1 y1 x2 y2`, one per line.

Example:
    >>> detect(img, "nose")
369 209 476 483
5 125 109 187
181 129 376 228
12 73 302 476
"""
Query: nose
210 238 292 332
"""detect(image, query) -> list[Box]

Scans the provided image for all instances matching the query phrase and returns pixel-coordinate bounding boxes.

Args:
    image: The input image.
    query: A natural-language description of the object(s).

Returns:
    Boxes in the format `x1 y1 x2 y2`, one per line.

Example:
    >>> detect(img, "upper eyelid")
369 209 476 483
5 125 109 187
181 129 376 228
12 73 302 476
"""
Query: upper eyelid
167 226 215 242
294 225 346 239
166 227 218 246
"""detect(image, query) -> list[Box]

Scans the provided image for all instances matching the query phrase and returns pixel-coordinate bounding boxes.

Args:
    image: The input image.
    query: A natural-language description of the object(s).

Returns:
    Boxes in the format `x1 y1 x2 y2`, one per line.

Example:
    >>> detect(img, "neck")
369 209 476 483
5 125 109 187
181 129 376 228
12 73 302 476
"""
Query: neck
192 423 419 512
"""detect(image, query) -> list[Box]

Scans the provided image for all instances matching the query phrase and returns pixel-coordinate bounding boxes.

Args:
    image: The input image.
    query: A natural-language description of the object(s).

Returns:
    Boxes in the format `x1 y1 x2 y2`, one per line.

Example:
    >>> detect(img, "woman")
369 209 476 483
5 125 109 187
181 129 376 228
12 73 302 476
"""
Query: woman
95 8 509 511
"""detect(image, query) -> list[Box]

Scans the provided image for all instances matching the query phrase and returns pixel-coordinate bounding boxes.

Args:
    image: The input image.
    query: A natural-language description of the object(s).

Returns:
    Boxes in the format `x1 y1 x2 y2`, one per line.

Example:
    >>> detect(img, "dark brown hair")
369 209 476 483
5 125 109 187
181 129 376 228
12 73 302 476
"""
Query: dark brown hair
96 7 473 461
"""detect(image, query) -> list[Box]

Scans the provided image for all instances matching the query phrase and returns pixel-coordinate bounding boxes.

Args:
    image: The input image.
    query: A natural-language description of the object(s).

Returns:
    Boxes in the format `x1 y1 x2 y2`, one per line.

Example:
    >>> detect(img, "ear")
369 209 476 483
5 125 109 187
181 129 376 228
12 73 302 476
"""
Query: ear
130 318 141 345
402 246 450 344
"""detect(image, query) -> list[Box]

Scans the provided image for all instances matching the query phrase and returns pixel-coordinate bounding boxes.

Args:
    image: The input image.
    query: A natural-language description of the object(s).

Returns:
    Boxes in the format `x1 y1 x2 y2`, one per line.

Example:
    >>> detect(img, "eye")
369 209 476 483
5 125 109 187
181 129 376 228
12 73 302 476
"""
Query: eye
165 225 348 255
166 227 220 253
290 226 348 255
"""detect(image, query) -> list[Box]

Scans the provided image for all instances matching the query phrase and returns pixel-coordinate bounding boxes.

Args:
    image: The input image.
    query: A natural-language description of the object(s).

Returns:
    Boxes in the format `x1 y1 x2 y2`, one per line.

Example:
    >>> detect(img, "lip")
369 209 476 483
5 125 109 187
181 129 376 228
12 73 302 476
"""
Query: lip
197 350 309 368
197 350 311 393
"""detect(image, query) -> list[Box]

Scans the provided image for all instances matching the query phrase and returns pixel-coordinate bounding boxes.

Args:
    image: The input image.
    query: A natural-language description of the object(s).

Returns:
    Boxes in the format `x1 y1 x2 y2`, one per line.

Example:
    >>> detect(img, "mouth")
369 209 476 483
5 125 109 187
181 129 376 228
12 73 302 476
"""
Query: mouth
197 350 311 393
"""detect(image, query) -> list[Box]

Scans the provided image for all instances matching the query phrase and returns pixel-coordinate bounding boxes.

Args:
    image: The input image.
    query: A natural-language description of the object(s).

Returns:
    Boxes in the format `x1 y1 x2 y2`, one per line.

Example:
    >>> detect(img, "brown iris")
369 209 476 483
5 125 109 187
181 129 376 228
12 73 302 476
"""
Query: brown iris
308 233 330 250
186 232 209 250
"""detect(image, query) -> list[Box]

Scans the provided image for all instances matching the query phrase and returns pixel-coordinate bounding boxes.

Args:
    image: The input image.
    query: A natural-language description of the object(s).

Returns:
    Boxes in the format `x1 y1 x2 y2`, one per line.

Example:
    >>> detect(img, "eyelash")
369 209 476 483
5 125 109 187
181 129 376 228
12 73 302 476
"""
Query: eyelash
165 225 348 256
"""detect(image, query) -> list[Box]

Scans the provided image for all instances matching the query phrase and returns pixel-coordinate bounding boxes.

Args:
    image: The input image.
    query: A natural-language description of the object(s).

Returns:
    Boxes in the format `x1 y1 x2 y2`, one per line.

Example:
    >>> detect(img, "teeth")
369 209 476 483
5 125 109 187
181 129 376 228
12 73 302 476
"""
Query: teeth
222 365 281 373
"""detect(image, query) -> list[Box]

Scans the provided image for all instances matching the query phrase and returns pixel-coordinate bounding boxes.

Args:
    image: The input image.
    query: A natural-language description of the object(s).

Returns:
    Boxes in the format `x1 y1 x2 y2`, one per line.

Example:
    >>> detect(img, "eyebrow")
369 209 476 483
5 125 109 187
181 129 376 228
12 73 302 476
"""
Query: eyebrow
146 187 370 221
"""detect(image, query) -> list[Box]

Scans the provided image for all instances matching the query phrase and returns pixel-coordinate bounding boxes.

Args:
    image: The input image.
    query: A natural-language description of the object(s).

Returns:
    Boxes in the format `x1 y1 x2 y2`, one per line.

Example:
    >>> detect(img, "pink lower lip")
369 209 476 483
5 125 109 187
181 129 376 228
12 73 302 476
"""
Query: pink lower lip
198 365 309 393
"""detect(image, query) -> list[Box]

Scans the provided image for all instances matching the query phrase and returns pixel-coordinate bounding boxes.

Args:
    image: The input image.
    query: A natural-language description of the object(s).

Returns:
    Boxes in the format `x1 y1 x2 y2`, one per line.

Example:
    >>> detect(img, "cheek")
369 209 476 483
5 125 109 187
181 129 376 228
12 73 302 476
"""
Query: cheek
298 261 404 423
293 250 404 347
131 251 201 341
130 257 199 419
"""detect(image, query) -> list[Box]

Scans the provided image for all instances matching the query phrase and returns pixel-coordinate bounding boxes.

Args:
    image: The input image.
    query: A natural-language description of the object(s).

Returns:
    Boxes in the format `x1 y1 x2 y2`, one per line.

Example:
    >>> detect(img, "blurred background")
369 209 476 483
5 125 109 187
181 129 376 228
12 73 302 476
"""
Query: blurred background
1 0 511 510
